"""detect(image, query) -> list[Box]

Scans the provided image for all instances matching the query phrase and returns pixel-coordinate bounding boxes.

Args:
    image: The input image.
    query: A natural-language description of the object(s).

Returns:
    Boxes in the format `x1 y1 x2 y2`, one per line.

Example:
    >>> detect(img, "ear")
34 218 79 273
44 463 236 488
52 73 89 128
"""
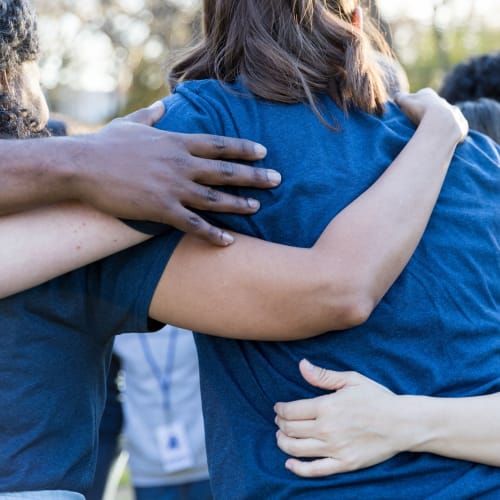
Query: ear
351 6 364 30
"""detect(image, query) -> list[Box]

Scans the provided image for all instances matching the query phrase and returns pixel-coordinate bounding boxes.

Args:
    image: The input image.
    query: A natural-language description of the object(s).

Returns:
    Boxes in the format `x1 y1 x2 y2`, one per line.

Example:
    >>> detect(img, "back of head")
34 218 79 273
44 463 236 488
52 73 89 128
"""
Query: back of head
456 98 500 144
170 0 391 120
0 0 38 75
0 0 48 138
439 52 500 104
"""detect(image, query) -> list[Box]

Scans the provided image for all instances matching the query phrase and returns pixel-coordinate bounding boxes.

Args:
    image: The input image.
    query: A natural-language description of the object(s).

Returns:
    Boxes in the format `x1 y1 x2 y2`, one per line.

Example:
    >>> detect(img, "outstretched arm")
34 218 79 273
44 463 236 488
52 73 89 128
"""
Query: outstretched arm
0 101 280 246
1 91 465 341
274 360 500 476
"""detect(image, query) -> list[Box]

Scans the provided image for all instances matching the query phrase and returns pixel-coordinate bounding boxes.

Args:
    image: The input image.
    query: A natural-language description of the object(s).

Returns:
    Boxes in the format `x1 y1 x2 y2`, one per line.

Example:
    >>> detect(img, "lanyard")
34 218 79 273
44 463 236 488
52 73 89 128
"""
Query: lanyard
138 329 179 414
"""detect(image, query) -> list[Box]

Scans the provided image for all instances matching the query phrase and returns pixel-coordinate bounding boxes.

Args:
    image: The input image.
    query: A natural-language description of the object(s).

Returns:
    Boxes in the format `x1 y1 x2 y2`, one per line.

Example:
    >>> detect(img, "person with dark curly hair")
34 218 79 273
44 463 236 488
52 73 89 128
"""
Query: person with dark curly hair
0 0 288 245
0 0 49 137
439 52 500 104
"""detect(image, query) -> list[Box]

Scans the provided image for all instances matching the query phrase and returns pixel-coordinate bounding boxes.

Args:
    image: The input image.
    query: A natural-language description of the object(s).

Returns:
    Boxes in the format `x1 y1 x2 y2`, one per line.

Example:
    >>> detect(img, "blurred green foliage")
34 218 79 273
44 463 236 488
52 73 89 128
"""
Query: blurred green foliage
35 0 499 121
395 26 499 91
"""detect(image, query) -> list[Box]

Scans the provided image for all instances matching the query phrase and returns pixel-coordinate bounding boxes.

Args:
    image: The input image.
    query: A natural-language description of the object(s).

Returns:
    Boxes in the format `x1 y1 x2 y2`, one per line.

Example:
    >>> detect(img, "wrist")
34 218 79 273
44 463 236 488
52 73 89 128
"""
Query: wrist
54 135 96 202
421 108 465 147
12 137 82 202
395 395 439 454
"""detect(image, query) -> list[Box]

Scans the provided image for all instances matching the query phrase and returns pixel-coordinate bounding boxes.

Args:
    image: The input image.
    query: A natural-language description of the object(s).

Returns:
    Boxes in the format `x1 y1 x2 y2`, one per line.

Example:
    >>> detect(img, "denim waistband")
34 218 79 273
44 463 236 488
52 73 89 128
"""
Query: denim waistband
0 491 84 500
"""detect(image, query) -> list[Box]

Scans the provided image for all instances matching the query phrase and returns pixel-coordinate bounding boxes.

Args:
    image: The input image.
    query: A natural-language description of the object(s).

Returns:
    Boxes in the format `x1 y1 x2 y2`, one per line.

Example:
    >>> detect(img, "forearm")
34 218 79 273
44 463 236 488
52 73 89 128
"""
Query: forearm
0 202 149 297
398 393 500 467
312 110 462 322
274 365 500 477
0 136 81 213
151 111 463 340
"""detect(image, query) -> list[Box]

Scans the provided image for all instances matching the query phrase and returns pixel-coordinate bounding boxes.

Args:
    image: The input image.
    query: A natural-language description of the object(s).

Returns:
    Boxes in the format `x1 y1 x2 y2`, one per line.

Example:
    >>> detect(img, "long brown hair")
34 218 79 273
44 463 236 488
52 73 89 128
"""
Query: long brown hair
169 0 391 121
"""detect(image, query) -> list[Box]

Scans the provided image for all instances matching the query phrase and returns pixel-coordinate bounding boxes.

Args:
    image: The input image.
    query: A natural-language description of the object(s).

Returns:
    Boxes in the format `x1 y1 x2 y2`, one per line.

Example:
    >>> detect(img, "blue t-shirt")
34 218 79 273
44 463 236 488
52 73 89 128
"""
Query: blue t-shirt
0 233 182 493
155 79 500 499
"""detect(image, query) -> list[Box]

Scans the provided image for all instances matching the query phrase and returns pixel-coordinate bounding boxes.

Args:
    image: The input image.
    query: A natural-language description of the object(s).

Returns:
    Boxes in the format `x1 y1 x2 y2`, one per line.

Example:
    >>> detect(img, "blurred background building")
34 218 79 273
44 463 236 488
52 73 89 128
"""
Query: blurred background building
34 0 500 124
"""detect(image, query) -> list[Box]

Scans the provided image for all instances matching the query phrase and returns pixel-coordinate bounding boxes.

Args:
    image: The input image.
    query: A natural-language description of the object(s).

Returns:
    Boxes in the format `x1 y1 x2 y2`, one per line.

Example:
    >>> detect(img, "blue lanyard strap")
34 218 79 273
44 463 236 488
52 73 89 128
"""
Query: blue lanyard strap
138 329 179 413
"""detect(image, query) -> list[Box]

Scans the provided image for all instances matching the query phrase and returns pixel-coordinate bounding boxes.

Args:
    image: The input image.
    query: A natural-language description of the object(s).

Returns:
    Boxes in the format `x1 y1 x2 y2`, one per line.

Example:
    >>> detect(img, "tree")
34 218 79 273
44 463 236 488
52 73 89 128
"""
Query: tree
35 0 200 117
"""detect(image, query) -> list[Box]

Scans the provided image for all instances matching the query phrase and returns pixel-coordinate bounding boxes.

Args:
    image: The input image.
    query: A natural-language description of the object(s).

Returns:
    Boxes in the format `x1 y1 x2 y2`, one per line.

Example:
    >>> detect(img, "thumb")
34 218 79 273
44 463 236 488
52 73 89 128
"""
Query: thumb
123 100 165 126
299 359 357 391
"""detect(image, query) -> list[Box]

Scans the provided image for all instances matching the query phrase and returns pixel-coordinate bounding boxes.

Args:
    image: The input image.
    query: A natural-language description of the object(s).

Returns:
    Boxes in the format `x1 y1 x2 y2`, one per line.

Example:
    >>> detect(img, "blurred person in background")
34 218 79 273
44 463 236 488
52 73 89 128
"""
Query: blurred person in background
438 52 500 142
113 327 211 500
439 51 500 104
455 98 500 142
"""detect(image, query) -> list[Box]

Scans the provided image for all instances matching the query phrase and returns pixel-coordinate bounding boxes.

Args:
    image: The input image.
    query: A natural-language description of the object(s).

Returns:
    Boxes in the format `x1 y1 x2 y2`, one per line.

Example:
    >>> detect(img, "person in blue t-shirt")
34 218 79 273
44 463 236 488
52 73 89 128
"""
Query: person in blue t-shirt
120 0 497 498
273 96 500 480
1 1 496 500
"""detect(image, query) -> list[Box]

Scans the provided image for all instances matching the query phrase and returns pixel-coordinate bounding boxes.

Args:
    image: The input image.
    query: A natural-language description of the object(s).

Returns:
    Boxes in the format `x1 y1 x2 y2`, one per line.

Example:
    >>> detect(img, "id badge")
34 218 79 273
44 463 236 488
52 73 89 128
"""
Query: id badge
156 422 195 473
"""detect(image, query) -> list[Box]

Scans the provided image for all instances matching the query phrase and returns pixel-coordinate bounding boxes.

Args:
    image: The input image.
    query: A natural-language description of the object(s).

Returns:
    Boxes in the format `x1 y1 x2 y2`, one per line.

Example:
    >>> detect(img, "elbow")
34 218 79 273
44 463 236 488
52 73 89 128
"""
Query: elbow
329 289 377 329
343 293 376 327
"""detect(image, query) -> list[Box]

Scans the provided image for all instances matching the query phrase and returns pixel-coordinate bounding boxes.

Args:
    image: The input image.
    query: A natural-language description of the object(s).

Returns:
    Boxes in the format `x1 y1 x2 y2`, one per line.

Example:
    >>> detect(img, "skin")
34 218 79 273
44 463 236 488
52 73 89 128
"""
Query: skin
4 61 50 129
274 360 500 477
0 65 283 246
0 90 467 340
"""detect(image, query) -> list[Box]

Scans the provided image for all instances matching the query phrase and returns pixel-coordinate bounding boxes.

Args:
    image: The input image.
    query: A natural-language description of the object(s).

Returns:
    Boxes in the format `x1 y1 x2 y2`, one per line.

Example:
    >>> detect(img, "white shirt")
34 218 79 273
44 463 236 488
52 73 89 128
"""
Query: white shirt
114 326 209 487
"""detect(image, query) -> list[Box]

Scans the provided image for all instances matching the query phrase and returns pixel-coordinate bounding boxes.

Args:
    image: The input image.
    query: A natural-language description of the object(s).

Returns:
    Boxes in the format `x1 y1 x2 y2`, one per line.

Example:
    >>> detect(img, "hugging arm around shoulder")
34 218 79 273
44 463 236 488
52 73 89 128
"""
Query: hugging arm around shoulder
0 84 463 341
149 84 463 339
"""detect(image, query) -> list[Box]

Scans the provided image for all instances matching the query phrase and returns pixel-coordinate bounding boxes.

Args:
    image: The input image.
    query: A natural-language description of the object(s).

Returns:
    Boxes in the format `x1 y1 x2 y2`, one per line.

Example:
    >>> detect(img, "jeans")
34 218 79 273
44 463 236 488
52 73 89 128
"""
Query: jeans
0 492 84 500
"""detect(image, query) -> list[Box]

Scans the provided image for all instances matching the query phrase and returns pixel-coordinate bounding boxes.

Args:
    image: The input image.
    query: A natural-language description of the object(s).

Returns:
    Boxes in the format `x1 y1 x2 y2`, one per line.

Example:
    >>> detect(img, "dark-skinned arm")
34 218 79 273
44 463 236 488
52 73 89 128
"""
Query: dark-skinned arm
0 101 281 246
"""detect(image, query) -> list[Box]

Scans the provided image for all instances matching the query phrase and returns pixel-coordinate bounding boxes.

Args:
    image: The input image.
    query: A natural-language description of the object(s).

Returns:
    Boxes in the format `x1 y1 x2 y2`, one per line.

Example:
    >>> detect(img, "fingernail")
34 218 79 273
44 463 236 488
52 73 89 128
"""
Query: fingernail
254 144 267 157
301 358 316 374
247 198 260 209
221 232 234 245
267 170 282 186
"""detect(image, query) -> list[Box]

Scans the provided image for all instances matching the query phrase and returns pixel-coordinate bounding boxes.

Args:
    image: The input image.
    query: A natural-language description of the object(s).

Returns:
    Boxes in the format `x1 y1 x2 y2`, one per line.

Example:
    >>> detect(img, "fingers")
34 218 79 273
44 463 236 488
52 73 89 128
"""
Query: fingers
123 101 166 126
285 458 344 478
189 157 281 189
299 359 361 391
274 398 319 421
276 430 324 458
165 206 235 247
183 184 262 214
395 89 469 142
184 133 268 161
275 415 317 439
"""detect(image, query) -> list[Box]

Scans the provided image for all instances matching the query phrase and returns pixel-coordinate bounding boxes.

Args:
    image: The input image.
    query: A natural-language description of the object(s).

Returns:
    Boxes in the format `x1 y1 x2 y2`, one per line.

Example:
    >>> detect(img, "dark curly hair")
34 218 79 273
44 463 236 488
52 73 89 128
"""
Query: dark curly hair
0 0 39 72
0 0 48 138
439 52 500 104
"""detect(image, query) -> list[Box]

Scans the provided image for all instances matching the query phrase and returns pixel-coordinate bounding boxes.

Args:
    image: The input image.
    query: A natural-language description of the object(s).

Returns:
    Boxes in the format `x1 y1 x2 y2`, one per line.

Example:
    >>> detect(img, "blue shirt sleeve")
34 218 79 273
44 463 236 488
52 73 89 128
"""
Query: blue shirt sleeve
62 230 184 343
119 218 171 235
156 83 225 136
